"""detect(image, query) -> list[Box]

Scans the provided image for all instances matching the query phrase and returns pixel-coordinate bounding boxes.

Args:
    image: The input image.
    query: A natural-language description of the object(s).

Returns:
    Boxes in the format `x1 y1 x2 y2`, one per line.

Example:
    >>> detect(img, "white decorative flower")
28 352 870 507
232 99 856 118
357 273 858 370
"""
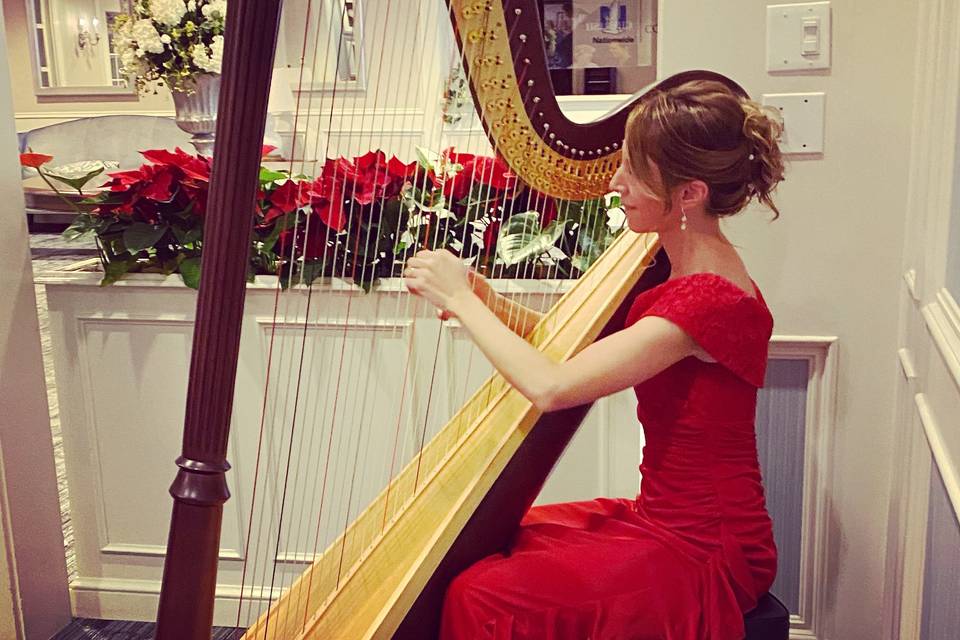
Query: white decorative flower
147 0 187 26
190 43 215 72
201 0 227 19
606 206 626 232
160 33 171 44
208 34 224 71
186 0 196 9
130 19 164 55
120 47 145 73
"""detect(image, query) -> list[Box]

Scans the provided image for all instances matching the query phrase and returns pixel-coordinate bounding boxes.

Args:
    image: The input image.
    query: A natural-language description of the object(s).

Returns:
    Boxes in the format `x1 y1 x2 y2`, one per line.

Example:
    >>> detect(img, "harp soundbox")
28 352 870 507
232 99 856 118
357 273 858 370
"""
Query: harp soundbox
154 1 747 638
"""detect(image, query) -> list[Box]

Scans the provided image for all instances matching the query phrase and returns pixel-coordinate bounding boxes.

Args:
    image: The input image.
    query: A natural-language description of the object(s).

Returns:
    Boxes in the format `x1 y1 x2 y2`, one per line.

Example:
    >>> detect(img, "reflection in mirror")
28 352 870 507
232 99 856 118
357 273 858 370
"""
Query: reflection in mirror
26 0 136 95
275 0 365 90
538 0 658 117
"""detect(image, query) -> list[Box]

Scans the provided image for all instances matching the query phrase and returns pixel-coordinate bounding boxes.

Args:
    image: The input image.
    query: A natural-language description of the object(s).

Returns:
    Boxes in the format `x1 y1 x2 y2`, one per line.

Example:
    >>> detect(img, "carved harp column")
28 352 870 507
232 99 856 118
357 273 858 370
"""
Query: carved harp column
155 1 284 638
155 1 749 638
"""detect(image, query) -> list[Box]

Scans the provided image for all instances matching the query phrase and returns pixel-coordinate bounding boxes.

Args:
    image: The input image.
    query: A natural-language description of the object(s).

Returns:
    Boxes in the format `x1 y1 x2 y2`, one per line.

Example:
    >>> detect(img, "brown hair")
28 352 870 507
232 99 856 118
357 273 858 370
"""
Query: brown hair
624 79 785 218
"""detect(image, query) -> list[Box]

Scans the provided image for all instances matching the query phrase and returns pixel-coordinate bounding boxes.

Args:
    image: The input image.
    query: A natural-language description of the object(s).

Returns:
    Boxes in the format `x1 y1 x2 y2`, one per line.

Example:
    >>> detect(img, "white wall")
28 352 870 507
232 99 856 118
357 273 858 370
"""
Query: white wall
0 2 71 638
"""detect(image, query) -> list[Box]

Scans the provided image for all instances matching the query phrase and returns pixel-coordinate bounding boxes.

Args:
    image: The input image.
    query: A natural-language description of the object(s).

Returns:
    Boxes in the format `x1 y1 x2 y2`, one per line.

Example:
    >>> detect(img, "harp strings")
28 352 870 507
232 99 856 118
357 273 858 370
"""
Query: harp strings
237 1 601 634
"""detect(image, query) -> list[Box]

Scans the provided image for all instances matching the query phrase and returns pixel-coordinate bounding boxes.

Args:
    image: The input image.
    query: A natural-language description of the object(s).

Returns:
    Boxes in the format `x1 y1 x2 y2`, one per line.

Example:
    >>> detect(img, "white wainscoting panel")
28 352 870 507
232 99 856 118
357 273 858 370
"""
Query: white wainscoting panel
920 457 960 639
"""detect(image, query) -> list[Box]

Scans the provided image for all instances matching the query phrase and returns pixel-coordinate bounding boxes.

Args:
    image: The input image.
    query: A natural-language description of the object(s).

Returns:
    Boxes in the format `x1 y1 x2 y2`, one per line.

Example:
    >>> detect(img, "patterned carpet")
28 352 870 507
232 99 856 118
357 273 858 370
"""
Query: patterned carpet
51 618 245 639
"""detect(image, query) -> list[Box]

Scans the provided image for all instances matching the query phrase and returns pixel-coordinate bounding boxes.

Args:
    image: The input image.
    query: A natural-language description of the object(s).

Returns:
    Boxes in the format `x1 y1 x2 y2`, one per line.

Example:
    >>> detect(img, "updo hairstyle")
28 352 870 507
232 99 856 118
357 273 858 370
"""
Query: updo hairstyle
624 79 785 219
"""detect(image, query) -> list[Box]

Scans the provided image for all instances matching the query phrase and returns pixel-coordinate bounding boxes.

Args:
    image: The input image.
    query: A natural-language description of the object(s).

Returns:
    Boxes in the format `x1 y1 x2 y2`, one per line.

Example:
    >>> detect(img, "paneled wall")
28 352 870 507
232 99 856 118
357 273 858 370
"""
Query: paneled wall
920 462 960 640
889 1 960 639
756 359 809 615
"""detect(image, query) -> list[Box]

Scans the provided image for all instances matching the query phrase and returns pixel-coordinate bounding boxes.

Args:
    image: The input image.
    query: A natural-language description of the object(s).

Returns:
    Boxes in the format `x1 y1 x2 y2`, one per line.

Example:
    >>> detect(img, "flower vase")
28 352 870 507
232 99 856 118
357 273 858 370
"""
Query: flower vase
171 73 221 156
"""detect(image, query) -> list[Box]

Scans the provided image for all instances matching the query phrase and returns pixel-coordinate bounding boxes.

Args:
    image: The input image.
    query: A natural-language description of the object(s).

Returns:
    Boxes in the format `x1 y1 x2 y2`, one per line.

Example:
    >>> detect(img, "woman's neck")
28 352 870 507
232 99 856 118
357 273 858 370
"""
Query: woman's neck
658 218 741 278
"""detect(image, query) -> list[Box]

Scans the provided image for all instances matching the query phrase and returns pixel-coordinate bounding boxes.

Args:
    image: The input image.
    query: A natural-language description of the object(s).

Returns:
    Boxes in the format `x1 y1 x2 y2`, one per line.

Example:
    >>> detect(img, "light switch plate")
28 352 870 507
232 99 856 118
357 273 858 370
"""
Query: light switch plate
762 92 825 154
767 2 832 72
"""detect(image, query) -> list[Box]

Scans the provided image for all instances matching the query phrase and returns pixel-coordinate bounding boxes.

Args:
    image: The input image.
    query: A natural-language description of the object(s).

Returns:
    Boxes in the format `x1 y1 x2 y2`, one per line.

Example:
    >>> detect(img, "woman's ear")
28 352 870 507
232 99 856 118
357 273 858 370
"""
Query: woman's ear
678 180 710 210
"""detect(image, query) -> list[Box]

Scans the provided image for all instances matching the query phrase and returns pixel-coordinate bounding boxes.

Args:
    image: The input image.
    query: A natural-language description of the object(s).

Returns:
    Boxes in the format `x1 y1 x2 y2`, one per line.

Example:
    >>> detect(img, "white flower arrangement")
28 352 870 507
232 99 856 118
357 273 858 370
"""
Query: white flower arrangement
112 0 226 95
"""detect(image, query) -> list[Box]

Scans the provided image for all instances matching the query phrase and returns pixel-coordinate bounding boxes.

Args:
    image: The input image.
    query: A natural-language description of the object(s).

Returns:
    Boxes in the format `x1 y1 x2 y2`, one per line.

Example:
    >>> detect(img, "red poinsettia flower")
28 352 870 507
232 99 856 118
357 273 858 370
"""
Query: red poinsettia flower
277 210 333 261
320 157 360 183
387 156 418 179
20 152 54 168
352 150 395 204
262 179 310 223
262 144 277 158
140 166 176 202
141 147 210 182
307 175 349 232
103 169 146 191
466 155 517 192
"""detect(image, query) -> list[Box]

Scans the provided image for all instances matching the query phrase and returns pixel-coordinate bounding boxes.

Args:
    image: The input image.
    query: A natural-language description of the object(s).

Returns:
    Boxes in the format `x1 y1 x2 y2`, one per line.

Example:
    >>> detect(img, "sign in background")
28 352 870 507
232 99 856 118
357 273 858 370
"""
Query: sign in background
543 1 654 70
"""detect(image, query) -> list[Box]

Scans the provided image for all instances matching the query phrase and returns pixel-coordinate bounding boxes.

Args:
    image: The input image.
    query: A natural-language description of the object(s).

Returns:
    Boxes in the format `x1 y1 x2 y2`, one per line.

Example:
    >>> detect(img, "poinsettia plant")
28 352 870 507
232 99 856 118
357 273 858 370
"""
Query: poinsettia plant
24 145 627 290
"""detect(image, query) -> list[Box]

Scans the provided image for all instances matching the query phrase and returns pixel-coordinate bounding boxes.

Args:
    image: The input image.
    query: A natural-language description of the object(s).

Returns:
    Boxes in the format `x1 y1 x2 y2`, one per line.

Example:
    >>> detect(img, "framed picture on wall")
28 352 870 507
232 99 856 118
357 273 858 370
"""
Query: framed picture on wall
539 0 658 96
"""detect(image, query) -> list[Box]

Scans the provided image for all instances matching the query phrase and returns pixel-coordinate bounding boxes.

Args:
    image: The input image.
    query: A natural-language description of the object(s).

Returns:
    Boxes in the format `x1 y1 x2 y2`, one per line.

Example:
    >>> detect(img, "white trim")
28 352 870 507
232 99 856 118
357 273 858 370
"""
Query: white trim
70 576 282 625
15 110 175 120
35 264 579 295
915 393 960 525
101 543 243 561
938 287 960 340
898 348 917 380
921 295 960 393
904 268 919 302
898 407 932 640
767 337 838 639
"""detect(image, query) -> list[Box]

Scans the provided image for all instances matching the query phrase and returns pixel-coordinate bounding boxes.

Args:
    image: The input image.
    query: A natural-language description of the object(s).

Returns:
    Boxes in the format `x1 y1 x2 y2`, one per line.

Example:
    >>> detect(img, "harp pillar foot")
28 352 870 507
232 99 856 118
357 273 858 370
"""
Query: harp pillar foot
155 456 232 640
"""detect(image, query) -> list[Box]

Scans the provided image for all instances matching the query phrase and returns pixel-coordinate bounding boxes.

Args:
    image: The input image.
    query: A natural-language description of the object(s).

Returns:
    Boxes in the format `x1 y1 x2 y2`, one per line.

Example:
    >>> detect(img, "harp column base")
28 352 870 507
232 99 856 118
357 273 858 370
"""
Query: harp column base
155 456 232 640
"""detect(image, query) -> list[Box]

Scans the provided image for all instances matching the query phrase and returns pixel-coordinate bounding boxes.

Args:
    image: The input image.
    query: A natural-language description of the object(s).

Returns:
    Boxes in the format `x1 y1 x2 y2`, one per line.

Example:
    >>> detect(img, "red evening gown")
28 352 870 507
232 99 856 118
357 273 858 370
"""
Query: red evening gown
439 272 779 640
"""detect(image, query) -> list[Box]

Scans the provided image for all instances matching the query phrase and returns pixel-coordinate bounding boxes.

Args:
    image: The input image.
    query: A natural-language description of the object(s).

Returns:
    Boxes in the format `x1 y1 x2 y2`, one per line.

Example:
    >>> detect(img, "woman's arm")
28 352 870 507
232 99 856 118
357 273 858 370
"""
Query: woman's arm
405 250 697 412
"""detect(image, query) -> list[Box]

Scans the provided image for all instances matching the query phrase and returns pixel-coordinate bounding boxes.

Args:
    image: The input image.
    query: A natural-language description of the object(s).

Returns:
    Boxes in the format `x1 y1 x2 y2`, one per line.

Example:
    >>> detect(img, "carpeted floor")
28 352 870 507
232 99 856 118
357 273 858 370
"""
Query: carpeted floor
50 618 245 639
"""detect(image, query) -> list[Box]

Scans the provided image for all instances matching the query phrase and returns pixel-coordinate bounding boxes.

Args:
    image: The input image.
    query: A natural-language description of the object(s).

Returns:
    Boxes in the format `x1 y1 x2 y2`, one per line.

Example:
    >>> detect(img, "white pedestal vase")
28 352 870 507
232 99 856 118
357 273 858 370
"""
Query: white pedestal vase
170 73 221 156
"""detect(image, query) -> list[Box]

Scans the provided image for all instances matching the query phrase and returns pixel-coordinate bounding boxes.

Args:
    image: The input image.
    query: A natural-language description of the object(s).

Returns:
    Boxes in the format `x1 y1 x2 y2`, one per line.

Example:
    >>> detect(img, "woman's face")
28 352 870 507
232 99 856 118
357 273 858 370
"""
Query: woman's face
608 145 672 233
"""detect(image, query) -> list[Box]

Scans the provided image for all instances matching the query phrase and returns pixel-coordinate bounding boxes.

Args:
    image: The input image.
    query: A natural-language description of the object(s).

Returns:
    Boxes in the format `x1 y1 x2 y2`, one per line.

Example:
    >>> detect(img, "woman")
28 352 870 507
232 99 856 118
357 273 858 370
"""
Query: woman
403 77 785 640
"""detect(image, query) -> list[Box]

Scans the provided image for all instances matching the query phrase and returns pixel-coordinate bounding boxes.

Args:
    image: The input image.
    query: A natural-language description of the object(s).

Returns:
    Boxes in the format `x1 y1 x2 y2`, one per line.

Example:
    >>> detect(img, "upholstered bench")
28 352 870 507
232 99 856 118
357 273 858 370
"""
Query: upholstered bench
744 592 790 639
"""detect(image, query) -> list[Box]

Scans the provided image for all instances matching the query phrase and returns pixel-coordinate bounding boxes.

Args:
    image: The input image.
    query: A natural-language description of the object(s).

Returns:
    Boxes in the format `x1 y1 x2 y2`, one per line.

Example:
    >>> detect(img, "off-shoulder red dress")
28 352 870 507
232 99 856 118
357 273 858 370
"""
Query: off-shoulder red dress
439 273 778 640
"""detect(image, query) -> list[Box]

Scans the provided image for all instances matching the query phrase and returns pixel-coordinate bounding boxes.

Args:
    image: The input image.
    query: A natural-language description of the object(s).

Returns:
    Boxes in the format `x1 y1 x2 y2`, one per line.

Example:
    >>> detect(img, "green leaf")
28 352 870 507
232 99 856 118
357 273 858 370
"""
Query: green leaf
100 259 132 286
414 146 438 173
300 260 326 287
123 222 168 253
570 253 595 272
496 212 565 266
62 214 97 242
259 168 288 184
179 256 202 289
43 160 117 192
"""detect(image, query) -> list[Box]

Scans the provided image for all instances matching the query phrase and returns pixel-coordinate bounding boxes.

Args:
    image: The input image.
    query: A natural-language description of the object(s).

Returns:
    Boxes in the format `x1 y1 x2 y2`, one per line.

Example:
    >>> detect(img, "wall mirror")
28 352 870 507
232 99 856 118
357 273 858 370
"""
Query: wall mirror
25 0 137 96
275 0 366 91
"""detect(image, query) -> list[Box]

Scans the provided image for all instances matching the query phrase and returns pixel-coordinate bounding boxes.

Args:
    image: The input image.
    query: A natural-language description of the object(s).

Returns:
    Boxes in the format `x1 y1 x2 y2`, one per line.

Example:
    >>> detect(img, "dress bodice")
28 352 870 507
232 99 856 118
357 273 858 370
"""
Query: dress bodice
624 272 778 602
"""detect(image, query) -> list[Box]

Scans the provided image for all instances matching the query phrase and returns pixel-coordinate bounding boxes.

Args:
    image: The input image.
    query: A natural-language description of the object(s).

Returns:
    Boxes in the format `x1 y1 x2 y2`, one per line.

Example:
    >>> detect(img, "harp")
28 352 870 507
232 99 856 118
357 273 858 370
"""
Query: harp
154 2 746 638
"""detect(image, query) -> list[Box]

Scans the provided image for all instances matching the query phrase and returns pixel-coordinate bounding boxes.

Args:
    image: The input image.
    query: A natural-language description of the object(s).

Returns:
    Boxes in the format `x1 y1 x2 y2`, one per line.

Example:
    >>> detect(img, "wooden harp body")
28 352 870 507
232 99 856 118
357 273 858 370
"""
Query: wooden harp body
155 1 748 638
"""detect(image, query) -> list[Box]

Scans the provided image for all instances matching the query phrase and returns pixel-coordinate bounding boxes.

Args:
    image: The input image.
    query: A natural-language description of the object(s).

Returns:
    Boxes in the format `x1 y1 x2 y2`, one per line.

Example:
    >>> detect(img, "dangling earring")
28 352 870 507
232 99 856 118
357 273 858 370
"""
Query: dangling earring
680 206 688 231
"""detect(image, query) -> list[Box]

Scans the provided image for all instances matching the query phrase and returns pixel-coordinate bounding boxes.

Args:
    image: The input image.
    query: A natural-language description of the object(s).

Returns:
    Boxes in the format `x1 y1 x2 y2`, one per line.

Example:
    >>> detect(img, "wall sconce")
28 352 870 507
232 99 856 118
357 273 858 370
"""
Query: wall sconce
78 17 100 49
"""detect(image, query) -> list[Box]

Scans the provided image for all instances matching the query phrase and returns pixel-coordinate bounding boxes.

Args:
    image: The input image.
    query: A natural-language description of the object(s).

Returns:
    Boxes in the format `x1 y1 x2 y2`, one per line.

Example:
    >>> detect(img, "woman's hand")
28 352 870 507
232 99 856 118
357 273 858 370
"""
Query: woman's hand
403 249 473 318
